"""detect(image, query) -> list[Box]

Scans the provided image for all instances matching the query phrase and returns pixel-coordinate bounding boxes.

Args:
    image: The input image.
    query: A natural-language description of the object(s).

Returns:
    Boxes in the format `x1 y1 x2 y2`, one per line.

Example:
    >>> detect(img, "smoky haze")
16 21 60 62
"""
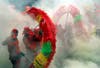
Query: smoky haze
0 0 100 68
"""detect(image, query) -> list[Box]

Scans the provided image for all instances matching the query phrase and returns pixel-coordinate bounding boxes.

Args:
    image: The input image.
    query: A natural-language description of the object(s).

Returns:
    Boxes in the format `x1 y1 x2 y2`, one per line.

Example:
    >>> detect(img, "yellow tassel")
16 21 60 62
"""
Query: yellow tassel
36 15 42 23
33 52 48 68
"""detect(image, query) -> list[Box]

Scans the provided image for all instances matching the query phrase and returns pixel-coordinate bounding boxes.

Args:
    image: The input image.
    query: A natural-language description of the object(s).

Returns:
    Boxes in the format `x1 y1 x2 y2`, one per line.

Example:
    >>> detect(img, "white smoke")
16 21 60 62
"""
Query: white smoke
0 0 100 68
0 0 37 68
47 0 100 68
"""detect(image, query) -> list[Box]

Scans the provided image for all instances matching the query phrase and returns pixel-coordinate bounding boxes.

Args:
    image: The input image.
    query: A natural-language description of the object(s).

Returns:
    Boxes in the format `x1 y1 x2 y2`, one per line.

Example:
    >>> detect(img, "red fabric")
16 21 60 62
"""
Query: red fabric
69 5 80 17
27 7 56 68
29 64 34 68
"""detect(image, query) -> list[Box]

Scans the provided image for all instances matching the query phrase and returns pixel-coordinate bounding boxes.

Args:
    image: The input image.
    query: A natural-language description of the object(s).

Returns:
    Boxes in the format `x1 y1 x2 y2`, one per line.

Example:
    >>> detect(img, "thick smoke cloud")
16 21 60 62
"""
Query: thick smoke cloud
0 0 37 68
0 0 100 68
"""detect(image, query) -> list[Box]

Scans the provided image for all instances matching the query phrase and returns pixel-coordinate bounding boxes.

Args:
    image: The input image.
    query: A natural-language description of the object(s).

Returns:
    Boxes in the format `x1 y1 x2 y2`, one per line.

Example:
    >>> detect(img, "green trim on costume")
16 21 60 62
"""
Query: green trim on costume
41 41 52 57
74 14 82 23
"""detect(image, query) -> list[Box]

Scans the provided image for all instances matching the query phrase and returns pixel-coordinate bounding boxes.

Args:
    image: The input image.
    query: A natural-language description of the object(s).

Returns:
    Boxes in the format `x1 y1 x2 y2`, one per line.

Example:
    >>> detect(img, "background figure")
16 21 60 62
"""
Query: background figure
52 23 74 68
2 29 21 68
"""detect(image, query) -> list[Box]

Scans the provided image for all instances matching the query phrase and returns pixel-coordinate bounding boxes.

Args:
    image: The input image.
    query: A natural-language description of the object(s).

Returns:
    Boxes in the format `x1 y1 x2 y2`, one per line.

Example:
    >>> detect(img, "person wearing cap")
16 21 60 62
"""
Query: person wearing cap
2 28 21 68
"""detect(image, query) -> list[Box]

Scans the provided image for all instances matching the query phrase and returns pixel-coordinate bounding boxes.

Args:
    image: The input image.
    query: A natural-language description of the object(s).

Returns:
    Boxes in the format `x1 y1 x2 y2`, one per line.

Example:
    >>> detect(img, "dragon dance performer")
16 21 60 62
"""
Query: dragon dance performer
22 25 43 68
26 7 56 68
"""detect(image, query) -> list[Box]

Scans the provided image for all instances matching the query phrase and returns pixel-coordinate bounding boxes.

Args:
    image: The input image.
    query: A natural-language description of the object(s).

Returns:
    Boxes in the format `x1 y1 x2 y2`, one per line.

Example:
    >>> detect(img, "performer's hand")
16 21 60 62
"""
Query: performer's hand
20 52 25 57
